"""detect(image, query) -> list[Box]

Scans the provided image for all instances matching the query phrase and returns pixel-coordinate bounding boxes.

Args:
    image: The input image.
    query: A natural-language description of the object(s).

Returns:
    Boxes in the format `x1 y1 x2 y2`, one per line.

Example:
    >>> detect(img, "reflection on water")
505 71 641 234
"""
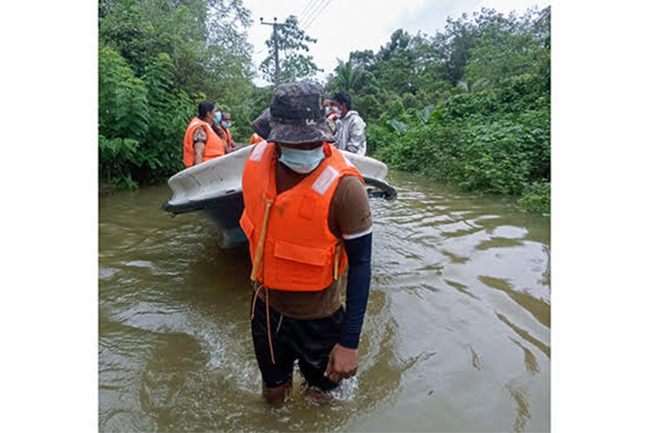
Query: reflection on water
99 171 550 432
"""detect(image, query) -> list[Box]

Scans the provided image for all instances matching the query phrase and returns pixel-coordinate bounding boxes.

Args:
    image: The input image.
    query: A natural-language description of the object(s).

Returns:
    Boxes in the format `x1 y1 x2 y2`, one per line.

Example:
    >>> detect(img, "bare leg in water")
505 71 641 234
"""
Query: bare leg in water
304 387 335 405
262 380 292 405
262 380 336 406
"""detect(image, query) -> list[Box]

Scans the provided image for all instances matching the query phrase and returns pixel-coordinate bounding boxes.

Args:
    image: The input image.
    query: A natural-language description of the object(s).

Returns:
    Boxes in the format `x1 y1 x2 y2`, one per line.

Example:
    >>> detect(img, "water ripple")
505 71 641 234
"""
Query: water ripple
99 175 550 432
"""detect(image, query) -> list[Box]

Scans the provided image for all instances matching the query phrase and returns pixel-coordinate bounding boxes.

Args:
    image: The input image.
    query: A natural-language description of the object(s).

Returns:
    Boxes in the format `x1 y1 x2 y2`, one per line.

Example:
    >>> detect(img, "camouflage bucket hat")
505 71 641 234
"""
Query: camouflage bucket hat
251 108 271 139
266 82 336 144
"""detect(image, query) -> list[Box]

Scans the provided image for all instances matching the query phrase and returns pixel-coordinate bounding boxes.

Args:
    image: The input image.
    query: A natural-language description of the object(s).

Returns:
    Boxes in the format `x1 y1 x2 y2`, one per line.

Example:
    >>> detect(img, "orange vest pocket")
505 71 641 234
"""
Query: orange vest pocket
272 240 332 289
273 240 329 266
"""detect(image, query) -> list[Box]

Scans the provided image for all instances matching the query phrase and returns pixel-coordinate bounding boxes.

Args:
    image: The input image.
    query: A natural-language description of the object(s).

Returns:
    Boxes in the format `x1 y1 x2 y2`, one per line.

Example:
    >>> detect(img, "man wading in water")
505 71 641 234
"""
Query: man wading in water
240 82 373 404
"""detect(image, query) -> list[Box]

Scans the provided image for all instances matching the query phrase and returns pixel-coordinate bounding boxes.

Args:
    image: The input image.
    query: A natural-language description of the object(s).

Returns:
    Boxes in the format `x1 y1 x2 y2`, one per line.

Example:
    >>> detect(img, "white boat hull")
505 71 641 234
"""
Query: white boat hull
162 143 396 248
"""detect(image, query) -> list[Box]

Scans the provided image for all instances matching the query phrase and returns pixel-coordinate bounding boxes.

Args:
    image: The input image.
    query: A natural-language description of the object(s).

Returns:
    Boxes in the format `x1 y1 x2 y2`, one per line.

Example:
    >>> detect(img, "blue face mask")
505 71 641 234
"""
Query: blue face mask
213 111 222 124
325 106 330 115
279 145 325 174
221 121 231 129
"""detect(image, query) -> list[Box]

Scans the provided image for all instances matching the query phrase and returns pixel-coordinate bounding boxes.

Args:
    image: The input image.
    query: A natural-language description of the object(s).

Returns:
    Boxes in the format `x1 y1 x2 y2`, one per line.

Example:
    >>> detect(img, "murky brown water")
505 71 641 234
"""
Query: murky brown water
99 171 550 432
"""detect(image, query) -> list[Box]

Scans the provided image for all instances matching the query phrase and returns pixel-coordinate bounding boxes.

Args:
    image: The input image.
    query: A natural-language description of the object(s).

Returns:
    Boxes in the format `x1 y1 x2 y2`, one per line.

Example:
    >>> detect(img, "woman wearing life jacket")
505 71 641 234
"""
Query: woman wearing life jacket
182 101 226 167
241 83 373 404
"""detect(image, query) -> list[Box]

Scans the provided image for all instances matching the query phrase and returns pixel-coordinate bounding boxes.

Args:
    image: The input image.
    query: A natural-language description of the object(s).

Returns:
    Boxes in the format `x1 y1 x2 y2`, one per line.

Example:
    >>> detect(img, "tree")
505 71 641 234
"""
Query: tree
99 0 253 104
375 29 422 95
463 9 547 89
328 59 364 93
260 15 321 84
98 46 150 141
349 50 376 69
98 0 256 187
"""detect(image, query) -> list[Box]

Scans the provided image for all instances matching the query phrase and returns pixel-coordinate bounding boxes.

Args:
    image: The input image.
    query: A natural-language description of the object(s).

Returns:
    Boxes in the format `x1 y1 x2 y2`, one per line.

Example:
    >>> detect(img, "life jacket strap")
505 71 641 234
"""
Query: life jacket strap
250 283 276 364
250 198 274 282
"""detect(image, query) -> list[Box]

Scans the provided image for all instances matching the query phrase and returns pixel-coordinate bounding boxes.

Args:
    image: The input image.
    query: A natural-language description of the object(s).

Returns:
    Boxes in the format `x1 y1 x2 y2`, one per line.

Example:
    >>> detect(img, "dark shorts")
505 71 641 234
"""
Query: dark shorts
250 293 344 391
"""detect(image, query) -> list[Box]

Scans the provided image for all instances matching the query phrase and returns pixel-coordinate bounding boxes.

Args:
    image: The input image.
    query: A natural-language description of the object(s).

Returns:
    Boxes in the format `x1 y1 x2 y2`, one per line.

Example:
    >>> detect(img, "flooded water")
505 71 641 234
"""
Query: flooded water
99 171 550 432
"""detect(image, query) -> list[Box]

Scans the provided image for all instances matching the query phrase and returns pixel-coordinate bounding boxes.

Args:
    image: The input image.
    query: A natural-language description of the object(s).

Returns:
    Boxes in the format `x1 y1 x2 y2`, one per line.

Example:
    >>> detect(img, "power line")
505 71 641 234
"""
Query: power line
303 7 324 30
301 0 323 26
304 0 334 31
301 0 320 18
301 0 327 29
301 0 318 15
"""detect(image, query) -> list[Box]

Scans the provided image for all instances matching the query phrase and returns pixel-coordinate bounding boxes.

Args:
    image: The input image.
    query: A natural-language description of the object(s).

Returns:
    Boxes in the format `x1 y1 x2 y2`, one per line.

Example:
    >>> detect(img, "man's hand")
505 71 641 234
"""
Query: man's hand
324 343 358 383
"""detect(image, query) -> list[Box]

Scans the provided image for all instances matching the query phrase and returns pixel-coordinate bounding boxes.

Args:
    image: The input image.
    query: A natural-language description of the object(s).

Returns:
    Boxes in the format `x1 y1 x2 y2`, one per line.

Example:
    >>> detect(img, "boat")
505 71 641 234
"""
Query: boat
162 144 397 248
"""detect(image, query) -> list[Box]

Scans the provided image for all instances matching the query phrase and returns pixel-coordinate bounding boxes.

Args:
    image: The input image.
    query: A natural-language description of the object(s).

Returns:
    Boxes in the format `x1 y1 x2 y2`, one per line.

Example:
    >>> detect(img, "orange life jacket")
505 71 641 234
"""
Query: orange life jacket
223 128 235 150
183 117 226 167
249 133 265 145
240 141 364 292
215 125 235 150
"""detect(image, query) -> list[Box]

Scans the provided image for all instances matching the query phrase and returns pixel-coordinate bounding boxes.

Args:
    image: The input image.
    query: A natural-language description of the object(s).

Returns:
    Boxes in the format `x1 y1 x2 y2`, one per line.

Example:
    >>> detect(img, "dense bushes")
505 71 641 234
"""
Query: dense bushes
99 47 196 186
370 92 550 198
518 181 551 214
98 1 551 215
332 7 551 213
98 0 253 188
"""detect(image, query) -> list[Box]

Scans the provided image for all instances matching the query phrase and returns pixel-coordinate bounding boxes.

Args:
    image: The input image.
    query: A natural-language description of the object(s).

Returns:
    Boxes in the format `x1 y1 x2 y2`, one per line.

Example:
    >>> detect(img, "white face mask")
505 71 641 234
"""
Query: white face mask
278 145 325 174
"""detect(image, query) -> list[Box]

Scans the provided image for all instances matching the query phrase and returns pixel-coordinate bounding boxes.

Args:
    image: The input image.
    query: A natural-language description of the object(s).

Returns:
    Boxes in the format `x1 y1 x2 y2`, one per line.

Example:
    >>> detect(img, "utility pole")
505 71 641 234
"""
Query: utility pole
260 17 286 87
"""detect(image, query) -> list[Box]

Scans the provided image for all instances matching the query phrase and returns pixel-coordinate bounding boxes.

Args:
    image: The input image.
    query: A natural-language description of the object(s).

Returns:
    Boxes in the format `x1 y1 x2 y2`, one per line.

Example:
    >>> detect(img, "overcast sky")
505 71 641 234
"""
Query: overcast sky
242 0 550 86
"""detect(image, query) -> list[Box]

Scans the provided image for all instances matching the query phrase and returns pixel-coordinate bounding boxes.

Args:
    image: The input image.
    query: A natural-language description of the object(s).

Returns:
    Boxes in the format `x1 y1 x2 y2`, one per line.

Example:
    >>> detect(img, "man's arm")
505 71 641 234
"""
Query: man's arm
324 176 372 382
340 233 372 348
226 138 238 153
324 233 372 383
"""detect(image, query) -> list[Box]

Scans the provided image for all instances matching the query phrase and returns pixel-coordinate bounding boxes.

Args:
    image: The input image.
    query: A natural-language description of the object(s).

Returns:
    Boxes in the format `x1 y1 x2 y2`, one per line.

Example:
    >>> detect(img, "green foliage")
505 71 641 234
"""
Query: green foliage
354 94 382 120
443 91 499 119
98 0 254 188
327 59 378 96
98 0 551 215
372 89 549 197
98 47 150 141
325 6 551 213
518 181 550 214
365 123 393 156
98 0 155 75
141 53 196 175
415 106 436 125
98 135 140 189
388 120 410 135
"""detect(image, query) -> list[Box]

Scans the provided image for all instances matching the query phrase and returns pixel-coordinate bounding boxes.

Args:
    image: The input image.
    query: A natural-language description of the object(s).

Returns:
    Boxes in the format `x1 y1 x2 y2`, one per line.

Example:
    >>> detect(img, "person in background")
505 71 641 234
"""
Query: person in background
213 111 237 153
330 92 367 156
240 82 373 405
324 98 339 122
183 101 226 167
323 99 339 137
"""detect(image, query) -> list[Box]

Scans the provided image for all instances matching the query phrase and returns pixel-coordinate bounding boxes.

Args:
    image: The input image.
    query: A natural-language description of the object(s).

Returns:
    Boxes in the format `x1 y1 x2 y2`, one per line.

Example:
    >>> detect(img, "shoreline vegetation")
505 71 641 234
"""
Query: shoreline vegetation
98 1 550 214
